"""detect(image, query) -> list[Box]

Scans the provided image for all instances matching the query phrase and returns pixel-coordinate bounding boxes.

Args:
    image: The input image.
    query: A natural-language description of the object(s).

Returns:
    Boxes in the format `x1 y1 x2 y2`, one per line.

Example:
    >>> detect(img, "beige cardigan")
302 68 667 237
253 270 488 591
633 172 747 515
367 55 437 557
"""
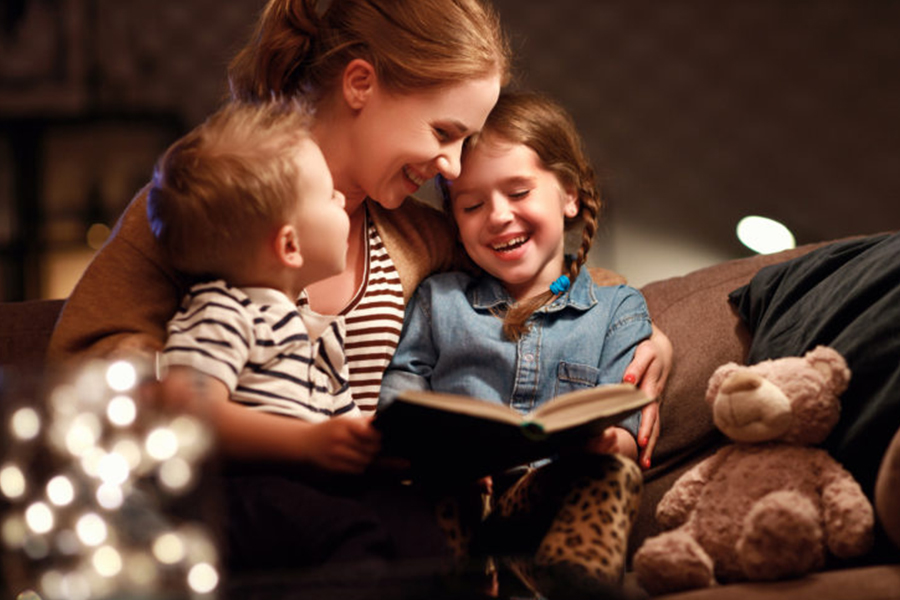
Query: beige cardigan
48 188 624 363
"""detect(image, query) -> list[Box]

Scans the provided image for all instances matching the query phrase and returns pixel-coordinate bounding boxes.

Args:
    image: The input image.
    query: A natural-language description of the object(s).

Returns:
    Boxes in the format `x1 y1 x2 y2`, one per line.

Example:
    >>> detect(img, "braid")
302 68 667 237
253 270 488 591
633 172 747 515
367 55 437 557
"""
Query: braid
567 164 602 284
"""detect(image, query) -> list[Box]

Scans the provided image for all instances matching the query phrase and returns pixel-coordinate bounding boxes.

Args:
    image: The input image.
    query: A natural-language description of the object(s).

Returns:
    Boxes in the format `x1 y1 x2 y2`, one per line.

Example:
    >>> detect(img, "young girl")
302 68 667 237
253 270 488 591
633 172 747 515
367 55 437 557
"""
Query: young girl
380 91 652 590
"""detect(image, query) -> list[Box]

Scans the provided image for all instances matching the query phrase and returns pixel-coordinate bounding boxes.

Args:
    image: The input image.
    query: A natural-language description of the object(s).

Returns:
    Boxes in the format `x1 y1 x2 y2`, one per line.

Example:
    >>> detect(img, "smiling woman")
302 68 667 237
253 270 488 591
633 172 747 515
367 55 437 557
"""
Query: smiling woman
46 0 672 587
47 0 516 580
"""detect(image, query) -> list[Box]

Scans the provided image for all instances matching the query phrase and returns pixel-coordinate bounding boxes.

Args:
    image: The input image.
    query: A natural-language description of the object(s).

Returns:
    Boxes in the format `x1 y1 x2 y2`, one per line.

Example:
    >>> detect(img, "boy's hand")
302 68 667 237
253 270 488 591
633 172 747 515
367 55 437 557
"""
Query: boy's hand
301 416 382 474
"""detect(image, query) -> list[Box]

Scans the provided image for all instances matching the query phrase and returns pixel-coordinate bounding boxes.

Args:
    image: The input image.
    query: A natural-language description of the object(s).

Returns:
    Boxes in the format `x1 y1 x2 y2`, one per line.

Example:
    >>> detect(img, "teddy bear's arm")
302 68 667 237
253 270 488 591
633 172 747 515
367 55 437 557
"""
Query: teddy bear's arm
818 452 875 559
656 446 733 529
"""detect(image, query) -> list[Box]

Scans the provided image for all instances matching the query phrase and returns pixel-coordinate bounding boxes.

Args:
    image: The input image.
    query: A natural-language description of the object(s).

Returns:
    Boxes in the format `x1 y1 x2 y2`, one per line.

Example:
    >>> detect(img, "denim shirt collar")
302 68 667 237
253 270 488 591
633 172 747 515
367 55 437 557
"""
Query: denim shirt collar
468 267 599 313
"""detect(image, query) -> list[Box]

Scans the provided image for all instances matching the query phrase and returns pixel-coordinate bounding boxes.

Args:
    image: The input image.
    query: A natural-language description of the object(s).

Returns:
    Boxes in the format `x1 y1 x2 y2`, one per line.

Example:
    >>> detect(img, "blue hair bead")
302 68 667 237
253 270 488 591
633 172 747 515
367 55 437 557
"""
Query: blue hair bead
550 275 570 295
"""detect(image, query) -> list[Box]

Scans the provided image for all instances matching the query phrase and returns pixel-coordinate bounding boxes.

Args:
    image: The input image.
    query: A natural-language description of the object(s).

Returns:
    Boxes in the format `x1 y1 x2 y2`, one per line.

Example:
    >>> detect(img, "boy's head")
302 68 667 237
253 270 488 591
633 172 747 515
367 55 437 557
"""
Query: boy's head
147 100 348 288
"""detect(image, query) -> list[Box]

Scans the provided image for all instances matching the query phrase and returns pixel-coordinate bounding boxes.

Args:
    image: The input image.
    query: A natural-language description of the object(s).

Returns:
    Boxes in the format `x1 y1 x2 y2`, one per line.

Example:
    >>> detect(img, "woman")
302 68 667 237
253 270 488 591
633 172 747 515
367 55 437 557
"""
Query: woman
48 0 670 575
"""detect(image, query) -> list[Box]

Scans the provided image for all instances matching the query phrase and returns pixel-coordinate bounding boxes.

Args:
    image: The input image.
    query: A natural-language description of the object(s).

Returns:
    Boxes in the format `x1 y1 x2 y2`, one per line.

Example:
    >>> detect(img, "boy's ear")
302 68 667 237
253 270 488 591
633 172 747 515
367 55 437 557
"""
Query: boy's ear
275 224 304 269
342 58 377 110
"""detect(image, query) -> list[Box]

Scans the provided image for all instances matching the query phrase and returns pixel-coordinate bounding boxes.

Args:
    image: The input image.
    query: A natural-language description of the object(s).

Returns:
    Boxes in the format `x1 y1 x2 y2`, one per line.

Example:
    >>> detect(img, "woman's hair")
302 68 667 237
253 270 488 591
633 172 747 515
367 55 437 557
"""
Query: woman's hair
147 99 314 279
442 91 604 341
228 0 511 103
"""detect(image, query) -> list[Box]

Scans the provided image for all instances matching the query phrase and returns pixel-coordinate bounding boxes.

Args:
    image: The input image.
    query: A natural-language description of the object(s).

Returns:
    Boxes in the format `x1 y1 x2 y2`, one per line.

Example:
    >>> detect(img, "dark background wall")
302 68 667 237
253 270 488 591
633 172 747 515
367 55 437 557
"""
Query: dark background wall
2 0 898 300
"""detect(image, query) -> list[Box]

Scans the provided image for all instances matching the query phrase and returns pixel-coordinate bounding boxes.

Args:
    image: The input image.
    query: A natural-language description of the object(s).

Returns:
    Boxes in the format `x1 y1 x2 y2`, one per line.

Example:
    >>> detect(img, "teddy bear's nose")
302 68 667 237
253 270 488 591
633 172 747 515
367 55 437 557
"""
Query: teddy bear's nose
713 371 792 442
720 371 763 394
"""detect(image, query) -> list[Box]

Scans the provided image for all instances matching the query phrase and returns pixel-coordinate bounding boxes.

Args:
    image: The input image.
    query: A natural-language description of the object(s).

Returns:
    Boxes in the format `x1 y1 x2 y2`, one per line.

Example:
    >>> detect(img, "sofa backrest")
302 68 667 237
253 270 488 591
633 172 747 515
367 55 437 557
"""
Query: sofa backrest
0 299 65 368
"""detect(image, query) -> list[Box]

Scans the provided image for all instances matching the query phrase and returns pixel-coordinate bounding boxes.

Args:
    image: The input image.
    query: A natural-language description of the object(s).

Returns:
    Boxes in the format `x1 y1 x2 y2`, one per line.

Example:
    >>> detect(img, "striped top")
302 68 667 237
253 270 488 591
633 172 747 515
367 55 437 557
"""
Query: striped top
163 281 359 422
299 210 406 413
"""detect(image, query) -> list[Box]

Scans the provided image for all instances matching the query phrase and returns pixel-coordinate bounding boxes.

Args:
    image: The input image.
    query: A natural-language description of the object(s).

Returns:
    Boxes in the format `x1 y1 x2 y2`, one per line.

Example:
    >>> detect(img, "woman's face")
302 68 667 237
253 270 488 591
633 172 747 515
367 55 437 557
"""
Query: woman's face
344 72 501 209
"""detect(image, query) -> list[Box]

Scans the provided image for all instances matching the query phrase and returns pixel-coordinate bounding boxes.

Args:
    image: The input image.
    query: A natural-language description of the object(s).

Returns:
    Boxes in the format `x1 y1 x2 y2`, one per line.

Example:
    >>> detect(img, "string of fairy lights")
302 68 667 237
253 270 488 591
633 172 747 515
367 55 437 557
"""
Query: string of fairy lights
0 359 219 599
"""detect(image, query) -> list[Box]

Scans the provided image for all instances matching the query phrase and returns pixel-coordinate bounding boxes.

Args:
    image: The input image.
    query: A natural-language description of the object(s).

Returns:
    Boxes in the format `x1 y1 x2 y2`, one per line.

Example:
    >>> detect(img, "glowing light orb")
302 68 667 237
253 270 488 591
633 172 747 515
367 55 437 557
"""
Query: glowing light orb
106 395 137 427
736 215 796 254
152 532 185 564
96 483 124 510
106 361 138 392
46 476 75 506
25 502 54 534
0 463 27 499
97 452 130 486
92 545 123 577
75 512 107 547
11 407 41 441
145 428 178 461
187 562 219 594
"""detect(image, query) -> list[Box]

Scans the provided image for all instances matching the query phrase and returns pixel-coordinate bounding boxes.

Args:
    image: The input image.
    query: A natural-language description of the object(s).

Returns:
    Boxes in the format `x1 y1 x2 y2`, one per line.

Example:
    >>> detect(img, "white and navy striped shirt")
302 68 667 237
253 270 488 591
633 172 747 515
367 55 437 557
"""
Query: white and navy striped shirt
299 210 406 413
163 281 359 422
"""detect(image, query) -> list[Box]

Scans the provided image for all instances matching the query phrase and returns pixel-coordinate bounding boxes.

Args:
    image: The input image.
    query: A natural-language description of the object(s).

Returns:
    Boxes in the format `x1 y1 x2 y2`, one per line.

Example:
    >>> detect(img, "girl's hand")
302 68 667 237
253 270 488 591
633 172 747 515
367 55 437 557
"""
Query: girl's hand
584 427 638 461
623 326 673 469
300 416 382 474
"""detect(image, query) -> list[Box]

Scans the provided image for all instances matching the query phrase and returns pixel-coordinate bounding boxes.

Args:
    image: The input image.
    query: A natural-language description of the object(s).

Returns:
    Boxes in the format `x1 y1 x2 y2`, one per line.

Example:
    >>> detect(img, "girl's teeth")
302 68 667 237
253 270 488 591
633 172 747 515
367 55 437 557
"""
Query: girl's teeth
493 236 528 251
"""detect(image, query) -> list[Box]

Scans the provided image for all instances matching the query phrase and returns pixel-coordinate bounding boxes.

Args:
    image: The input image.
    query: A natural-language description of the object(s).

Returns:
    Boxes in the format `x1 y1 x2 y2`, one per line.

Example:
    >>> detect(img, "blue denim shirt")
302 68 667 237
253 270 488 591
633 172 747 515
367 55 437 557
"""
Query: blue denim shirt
380 268 652 437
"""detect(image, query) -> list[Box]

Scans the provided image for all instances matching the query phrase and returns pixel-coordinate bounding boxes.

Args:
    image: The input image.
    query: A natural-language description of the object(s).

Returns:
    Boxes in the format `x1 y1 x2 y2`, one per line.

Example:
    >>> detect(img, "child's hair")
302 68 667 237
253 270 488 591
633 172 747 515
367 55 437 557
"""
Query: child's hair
442 91 604 341
228 0 511 103
147 99 314 279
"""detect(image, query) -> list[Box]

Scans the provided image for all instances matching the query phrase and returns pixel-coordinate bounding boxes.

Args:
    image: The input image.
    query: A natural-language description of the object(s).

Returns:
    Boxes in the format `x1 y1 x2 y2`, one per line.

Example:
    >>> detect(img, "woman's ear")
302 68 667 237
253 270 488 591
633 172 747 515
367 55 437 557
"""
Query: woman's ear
342 58 377 110
274 224 304 269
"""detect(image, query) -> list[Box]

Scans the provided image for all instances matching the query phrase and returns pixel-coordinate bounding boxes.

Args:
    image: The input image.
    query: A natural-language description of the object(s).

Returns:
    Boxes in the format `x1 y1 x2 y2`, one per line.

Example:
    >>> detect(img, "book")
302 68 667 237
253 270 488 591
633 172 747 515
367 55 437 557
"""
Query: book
374 383 653 480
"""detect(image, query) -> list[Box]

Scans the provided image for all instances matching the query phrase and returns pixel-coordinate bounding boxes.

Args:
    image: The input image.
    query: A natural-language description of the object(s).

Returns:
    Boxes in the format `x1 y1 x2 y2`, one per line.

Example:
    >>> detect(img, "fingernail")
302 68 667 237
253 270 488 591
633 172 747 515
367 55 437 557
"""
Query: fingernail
643 458 651 469
623 374 637 384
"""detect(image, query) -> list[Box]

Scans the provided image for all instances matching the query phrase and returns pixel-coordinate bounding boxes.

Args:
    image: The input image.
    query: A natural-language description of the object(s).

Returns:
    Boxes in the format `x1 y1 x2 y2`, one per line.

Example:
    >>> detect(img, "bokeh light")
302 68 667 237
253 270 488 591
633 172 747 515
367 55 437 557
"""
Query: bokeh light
46 476 75 507
187 562 219 594
736 215 796 254
105 361 138 392
25 502 54 535
11 408 41 441
0 464 27 500
0 357 218 599
75 513 107 547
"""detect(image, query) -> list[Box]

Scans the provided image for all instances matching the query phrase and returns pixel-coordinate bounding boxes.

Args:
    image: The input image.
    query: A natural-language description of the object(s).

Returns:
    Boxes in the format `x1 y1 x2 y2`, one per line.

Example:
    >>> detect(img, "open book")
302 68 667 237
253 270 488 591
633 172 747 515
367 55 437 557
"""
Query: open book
374 384 653 480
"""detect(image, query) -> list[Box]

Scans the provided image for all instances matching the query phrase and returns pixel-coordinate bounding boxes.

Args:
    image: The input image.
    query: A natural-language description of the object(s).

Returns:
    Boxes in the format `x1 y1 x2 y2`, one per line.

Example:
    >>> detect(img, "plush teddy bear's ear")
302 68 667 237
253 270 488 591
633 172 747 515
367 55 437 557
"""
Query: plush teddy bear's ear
706 362 741 405
804 346 851 395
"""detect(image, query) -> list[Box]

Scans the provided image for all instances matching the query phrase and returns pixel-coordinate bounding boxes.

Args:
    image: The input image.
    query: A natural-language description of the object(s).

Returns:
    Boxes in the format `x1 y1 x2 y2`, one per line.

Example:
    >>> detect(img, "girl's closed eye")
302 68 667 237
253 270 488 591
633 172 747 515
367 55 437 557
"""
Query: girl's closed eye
508 189 530 200
461 201 484 213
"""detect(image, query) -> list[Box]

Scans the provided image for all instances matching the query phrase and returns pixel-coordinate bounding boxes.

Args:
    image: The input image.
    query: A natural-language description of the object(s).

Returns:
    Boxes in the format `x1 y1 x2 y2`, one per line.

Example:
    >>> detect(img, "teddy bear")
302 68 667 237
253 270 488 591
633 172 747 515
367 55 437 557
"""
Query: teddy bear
633 346 874 595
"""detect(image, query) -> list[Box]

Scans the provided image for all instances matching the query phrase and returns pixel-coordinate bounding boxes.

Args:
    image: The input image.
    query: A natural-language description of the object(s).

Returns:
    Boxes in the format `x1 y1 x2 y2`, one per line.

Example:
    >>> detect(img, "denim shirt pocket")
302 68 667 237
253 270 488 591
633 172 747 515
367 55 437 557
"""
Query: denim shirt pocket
554 361 601 397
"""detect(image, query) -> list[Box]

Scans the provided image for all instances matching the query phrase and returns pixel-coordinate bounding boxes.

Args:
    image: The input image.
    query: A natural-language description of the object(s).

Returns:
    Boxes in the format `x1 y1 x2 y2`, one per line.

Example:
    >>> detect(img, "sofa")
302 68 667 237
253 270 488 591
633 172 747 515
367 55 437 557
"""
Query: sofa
1 236 899 600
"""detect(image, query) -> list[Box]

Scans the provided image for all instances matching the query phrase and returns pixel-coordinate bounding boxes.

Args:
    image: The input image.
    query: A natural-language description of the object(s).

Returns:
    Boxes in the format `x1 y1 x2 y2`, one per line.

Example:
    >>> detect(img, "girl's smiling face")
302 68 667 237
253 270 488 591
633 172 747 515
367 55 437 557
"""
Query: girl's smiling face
449 136 580 301
343 70 501 210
